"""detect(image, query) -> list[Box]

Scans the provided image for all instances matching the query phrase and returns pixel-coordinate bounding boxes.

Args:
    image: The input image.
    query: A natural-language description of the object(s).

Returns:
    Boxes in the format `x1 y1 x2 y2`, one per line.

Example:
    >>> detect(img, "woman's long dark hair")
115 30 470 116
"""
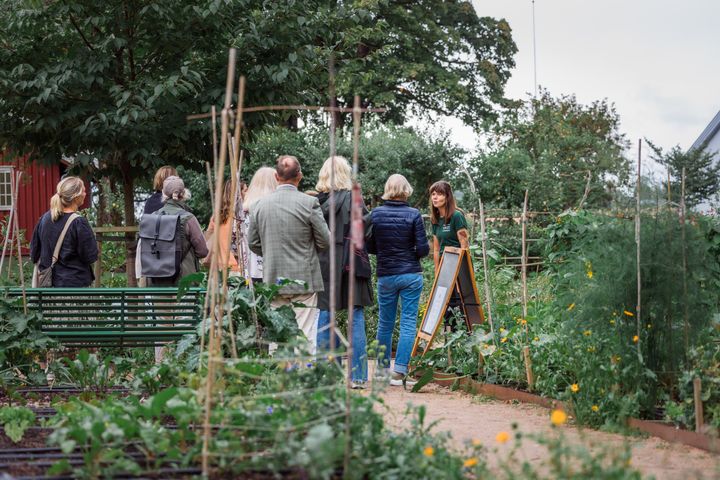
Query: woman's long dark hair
220 180 233 225
429 180 458 225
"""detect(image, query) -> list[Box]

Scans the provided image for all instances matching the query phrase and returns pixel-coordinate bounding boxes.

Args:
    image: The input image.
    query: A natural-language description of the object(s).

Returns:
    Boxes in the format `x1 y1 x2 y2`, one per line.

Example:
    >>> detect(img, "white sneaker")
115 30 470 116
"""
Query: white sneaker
389 373 417 387
351 381 367 390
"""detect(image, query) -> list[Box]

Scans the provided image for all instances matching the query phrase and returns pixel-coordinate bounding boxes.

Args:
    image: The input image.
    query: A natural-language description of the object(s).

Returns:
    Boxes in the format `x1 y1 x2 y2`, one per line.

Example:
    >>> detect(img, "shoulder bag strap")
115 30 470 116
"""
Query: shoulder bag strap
50 213 80 267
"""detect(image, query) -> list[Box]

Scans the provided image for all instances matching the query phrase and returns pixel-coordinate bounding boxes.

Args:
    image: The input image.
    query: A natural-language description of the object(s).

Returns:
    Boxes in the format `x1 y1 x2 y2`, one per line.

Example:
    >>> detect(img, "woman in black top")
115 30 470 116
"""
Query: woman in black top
30 176 98 287
144 165 177 214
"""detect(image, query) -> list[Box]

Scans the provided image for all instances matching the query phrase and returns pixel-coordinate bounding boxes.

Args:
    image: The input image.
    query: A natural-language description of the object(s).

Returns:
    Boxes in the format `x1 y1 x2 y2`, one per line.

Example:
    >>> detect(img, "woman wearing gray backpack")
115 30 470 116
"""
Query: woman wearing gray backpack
30 176 98 288
142 176 208 286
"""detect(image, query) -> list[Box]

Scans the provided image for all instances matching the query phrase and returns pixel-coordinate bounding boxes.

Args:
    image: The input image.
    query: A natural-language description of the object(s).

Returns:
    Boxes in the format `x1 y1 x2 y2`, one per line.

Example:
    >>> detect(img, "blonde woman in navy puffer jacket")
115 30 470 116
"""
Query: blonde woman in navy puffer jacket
367 174 429 386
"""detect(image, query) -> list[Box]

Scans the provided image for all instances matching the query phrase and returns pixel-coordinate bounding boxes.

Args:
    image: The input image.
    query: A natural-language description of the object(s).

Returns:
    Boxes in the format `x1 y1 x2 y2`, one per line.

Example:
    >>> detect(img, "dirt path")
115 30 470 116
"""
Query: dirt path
377 383 719 479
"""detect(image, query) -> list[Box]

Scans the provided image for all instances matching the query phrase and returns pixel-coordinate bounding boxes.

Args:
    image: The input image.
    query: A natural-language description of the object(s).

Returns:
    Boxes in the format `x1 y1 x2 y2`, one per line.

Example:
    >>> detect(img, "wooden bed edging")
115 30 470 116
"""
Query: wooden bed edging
627 418 720 454
429 372 569 411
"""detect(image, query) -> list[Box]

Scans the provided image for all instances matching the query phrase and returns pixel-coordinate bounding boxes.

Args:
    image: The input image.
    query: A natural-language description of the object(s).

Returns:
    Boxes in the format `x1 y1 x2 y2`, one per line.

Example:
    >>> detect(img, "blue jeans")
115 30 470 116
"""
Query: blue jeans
317 307 368 382
376 273 423 375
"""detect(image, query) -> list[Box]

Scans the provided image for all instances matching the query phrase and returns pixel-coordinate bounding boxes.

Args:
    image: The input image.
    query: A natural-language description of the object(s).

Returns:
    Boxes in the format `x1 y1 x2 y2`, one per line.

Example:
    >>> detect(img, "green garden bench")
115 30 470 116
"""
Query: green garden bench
3 287 205 347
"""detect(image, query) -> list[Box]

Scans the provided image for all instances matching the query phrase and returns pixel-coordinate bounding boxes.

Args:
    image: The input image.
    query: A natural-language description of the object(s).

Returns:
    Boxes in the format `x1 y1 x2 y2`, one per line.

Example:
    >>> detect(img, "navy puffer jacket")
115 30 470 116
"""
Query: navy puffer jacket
367 200 430 277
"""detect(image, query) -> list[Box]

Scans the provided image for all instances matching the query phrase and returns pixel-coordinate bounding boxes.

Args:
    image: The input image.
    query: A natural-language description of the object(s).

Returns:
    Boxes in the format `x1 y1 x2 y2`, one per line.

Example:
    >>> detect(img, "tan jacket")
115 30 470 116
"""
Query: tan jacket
248 185 330 295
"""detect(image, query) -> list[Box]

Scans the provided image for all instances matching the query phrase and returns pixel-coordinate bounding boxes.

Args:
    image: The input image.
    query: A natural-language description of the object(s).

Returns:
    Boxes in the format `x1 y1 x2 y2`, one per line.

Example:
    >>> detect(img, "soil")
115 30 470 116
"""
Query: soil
378 383 720 480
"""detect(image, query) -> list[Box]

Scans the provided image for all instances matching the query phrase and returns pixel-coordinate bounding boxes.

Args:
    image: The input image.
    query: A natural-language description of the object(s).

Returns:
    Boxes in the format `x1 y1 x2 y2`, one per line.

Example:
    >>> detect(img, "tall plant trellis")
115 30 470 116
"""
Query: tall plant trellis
187 49 385 477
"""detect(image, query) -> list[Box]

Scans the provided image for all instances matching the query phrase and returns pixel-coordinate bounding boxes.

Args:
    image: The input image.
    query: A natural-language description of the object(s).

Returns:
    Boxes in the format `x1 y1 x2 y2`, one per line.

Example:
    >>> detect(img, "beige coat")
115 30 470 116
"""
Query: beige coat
248 185 330 295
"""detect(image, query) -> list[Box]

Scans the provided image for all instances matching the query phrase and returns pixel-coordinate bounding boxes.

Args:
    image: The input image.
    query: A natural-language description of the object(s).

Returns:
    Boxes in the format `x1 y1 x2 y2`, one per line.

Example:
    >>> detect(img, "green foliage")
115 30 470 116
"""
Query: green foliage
0 406 35 443
465 90 631 211
55 350 114 393
48 387 200 479
0 295 57 385
647 140 720 208
0 0 515 198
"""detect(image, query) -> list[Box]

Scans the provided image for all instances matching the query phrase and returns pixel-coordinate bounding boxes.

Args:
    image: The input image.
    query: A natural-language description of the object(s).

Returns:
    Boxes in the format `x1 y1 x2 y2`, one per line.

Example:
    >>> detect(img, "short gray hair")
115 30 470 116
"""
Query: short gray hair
382 174 413 201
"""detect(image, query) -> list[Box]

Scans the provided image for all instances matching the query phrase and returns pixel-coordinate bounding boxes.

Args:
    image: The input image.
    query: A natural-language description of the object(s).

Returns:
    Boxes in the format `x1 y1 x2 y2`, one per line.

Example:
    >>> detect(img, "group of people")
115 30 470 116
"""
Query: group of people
29 155 469 388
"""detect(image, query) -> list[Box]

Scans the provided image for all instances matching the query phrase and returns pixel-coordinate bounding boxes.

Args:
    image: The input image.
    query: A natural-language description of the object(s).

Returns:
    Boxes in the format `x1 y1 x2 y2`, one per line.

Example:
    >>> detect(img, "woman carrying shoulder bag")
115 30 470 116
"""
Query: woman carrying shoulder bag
315 156 372 388
30 176 98 288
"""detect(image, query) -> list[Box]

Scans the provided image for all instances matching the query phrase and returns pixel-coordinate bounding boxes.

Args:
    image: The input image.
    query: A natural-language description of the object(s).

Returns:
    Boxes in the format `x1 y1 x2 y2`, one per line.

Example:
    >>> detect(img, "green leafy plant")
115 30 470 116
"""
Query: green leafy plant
0 406 35 443
0 295 57 386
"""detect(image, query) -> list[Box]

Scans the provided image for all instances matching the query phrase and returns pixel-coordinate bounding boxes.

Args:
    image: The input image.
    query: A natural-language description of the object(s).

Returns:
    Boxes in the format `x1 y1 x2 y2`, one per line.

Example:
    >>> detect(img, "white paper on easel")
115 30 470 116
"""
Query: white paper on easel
422 286 447 334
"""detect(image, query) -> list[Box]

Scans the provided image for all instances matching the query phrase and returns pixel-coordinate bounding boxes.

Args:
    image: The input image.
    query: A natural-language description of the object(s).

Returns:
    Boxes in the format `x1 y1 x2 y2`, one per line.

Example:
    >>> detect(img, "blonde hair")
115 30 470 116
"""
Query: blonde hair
153 165 177 191
382 174 413 201
315 156 352 192
50 177 84 221
244 167 278 210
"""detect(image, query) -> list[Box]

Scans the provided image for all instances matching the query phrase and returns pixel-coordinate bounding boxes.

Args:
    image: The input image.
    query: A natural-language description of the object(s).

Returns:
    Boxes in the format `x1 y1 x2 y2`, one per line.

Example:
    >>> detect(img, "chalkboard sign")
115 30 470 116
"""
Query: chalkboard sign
412 247 485 357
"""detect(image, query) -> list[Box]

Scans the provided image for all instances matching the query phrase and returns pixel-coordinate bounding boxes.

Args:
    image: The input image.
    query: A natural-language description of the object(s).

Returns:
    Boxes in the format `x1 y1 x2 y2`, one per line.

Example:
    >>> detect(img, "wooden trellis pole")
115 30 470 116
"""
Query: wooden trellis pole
520 189 533 390
328 56 338 354
478 199 495 338
343 95 363 476
681 168 689 359
202 47 237 478
635 139 643 362
694 377 704 432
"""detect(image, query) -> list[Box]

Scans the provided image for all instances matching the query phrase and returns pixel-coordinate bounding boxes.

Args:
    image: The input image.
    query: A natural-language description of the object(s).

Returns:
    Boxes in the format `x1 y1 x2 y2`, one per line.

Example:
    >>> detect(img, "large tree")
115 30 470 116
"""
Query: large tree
646 140 720 208
465 90 631 211
0 0 516 283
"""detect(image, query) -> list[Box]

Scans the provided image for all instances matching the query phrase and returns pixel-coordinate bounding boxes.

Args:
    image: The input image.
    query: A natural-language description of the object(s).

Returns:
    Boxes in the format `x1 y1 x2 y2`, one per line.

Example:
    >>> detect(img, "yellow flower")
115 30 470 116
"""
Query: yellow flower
495 431 510 444
521 319 527 325
472 438 482 447
567 303 575 311
586 270 593 279
463 457 479 468
533 336 539 342
550 409 567 426
499 327 505 333
647 324 652 329
591 405 599 412
632 335 639 343
583 330 591 336
423 446 434 457
587 346 595 353
570 383 579 393
609 319 615 325
624 310 634 317
501 337 508 343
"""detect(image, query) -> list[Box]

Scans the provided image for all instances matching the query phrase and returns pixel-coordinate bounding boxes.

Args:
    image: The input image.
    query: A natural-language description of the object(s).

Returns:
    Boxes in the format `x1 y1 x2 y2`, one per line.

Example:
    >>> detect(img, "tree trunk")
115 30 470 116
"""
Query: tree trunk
121 161 137 287
97 177 112 226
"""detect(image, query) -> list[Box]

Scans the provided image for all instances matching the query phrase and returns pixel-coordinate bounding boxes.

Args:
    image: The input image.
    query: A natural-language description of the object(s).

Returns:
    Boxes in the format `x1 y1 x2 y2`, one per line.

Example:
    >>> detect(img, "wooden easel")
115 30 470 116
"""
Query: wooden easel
411 247 484 357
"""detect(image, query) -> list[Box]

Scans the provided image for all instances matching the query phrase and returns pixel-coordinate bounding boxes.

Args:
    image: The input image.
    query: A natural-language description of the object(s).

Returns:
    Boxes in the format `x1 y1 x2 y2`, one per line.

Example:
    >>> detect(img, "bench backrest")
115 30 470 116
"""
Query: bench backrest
2 287 205 347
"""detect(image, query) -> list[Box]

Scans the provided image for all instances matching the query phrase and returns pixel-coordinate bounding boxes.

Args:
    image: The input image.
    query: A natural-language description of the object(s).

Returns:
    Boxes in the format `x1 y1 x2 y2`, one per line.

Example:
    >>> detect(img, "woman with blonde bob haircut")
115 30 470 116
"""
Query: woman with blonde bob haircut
30 176 98 287
315 156 372 388
382 173 414 201
366 173 429 386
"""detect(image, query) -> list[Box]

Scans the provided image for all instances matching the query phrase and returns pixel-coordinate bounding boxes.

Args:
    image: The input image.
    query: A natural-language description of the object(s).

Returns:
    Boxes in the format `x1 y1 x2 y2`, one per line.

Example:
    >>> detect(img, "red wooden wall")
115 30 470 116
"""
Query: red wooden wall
0 152 91 250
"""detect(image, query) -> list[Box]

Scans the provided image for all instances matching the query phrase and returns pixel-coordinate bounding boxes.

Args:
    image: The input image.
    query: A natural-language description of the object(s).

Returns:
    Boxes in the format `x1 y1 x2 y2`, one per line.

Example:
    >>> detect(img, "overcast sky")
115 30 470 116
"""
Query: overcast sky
438 0 720 169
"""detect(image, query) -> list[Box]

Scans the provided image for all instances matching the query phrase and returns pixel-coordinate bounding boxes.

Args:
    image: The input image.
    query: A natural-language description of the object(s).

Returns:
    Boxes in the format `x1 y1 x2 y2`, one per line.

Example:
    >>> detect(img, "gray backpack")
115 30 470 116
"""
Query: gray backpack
139 212 183 279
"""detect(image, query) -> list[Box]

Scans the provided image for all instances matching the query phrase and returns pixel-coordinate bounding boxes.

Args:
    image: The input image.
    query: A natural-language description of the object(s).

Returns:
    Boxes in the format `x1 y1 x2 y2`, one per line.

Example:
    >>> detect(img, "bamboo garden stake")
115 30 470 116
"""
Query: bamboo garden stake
202 48 237 478
635 139 643 363
681 168 689 359
520 189 533 389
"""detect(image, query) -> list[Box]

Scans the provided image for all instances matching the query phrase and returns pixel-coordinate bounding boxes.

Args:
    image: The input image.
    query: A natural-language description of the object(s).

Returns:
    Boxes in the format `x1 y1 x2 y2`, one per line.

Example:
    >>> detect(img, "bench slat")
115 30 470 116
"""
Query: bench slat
3 287 205 347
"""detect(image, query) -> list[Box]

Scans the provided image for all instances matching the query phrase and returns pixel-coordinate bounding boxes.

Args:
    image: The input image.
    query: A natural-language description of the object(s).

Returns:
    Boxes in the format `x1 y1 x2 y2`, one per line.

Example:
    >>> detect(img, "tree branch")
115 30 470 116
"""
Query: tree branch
68 13 95 52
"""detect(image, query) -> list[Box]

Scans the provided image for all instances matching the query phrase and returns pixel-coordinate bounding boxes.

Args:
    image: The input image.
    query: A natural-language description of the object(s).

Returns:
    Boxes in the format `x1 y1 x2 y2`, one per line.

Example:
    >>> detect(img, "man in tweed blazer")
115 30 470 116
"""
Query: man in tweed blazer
248 155 331 349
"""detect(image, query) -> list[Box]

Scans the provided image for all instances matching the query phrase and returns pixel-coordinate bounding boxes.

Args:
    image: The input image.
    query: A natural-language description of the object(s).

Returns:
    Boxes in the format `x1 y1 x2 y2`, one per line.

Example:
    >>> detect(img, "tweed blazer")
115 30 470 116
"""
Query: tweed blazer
248 185 330 295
